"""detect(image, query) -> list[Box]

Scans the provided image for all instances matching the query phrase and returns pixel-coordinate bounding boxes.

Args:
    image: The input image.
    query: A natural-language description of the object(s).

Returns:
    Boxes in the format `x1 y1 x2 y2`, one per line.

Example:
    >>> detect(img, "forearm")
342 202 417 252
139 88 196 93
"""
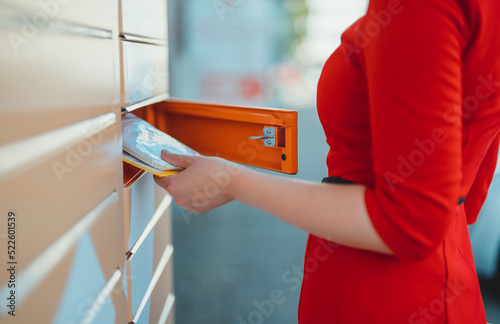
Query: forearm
230 166 393 255
155 151 392 255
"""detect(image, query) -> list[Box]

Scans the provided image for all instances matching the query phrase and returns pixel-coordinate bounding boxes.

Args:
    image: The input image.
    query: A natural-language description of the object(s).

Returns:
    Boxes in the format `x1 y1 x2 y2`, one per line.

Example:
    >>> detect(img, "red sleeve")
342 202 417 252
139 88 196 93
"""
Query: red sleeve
362 0 467 262
464 134 500 224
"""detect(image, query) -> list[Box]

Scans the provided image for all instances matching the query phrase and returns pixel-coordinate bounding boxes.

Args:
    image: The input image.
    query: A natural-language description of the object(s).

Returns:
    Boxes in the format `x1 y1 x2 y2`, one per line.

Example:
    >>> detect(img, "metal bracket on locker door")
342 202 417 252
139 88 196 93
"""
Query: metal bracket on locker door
250 127 276 147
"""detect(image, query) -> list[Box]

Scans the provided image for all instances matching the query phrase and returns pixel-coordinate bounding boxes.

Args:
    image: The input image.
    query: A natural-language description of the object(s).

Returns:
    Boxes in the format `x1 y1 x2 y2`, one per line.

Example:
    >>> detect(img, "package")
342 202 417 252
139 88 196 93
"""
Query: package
121 113 199 176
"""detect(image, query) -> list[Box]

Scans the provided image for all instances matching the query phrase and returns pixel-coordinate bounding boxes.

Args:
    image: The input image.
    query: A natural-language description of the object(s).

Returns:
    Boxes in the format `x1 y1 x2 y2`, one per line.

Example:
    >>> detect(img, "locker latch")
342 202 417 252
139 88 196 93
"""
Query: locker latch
250 127 275 147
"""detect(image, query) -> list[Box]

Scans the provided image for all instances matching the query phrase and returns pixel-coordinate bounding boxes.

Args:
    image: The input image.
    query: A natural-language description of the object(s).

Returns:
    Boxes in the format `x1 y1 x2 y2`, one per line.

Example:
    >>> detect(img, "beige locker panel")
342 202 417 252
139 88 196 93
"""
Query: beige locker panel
121 0 167 40
0 198 126 324
154 184 173 246
0 20 118 145
2 0 117 31
123 174 155 251
149 261 175 324
154 181 170 210
123 175 174 322
89 198 126 286
152 196 173 273
121 40 168 107
0 119 122 275
123 178 172 263
0 242 74 323
125 243 173 324
110 286 129 324
123 174 155 321
165 307 175 324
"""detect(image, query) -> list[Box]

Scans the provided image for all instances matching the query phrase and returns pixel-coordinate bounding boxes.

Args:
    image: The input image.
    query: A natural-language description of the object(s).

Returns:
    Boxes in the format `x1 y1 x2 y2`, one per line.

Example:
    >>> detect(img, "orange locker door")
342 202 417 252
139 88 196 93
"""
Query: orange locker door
132 99 298 175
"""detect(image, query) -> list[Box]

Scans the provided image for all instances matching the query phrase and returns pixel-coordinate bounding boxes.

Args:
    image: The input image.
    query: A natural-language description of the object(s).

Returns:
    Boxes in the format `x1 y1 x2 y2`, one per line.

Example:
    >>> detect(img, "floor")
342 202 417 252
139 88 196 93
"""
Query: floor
171 108 500 323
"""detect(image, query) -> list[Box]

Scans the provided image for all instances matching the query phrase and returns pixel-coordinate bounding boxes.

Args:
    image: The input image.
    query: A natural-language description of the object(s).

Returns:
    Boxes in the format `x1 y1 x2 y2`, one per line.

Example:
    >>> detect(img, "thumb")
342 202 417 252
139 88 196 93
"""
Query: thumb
161 150 193 169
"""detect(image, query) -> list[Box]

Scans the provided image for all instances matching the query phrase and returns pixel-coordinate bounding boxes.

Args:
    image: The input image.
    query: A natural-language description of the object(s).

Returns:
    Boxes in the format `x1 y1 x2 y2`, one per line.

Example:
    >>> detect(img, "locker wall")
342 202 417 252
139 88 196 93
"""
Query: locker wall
0 0 175 323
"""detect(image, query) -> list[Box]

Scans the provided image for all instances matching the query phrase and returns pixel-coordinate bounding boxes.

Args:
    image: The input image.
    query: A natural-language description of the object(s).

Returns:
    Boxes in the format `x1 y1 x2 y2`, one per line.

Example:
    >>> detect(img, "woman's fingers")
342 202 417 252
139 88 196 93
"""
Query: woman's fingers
155 152 240 213
160 149 194 168
153 173 174 191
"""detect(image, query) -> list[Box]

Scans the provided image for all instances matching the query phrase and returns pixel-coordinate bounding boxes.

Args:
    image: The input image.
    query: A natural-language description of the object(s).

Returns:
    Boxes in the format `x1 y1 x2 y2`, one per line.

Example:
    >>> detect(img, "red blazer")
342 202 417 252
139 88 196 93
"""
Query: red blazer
299 0 500 323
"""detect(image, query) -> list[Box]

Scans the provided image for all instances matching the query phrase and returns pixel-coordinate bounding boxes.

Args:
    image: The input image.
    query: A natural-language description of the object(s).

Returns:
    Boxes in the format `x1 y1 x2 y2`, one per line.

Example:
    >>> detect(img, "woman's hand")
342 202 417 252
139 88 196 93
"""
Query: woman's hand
154 150 243 214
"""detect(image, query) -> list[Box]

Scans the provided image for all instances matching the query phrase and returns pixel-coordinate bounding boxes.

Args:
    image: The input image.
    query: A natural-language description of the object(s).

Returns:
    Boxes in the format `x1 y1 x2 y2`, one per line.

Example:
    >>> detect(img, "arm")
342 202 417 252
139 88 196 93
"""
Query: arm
155 0 467 261
361 0 466 261
154 150 393 255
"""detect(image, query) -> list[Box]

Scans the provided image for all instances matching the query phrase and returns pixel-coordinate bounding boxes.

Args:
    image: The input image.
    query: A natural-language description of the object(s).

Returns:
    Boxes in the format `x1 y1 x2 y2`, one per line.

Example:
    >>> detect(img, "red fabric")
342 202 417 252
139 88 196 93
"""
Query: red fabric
299 0 500 323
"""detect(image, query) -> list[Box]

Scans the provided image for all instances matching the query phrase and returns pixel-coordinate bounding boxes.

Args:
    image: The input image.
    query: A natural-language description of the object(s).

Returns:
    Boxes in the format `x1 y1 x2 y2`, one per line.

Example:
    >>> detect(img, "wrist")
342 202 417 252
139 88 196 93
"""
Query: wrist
224 161 246 201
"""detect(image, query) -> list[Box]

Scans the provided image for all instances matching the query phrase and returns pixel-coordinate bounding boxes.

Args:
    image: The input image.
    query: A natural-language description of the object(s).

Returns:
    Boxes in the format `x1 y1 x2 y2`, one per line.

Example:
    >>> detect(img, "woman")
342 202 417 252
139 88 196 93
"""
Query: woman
155 0 500 322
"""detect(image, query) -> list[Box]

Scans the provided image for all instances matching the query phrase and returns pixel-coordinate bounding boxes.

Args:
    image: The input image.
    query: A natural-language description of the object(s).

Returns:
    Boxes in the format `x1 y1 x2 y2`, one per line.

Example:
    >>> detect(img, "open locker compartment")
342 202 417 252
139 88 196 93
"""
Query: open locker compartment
119 98 298 323
123 99 298 186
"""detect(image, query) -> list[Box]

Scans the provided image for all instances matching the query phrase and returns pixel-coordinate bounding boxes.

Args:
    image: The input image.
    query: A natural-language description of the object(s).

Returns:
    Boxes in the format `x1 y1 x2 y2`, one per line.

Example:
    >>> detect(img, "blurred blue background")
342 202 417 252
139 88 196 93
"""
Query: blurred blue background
166 0 500 323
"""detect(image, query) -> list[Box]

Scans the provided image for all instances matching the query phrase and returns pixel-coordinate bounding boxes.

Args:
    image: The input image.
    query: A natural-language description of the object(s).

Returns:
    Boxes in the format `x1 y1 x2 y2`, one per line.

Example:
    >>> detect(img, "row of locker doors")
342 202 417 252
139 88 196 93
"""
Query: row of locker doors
0 0 298 323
